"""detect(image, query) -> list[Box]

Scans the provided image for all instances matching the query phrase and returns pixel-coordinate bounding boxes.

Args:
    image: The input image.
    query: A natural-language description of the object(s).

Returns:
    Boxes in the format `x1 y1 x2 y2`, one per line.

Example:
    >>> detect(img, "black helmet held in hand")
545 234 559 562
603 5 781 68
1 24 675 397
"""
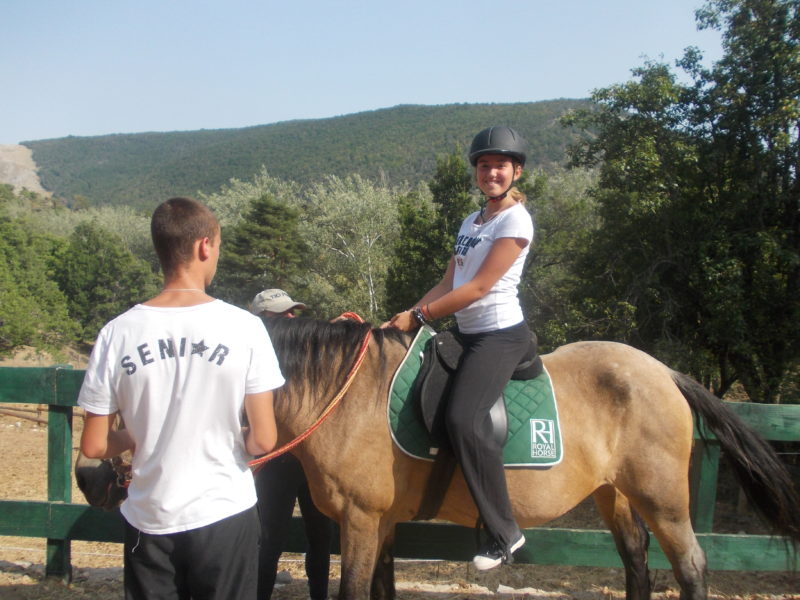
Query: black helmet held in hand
469 126 528 167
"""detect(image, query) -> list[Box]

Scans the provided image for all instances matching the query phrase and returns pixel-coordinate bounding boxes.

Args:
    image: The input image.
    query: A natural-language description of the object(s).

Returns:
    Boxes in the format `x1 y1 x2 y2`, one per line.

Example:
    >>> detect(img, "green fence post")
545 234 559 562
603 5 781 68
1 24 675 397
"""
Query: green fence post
45 366 74 582
690 420 721 533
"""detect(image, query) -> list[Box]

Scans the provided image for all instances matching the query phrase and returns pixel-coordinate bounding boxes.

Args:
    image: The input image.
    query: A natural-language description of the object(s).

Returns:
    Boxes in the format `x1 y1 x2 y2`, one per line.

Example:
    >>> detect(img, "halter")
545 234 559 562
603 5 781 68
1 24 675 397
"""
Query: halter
247 312 372 472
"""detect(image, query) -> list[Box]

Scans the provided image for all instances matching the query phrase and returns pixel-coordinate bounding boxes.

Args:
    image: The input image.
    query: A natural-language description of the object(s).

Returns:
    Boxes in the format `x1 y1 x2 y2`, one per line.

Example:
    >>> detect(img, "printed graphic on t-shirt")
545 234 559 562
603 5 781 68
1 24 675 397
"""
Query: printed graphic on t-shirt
120 336 231 375
454 233 482 257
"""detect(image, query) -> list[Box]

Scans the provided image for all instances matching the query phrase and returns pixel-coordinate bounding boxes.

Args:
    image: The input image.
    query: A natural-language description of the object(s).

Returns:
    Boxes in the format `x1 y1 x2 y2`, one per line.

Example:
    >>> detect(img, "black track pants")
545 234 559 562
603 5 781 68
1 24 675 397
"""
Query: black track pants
255 453 333 600
124 506 260 600
445 320 531 549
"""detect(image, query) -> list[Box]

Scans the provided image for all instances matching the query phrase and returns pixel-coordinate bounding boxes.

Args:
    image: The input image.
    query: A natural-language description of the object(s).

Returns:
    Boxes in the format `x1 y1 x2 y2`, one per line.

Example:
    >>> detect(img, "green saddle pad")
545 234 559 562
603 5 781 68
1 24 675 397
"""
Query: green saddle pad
387 326 563 467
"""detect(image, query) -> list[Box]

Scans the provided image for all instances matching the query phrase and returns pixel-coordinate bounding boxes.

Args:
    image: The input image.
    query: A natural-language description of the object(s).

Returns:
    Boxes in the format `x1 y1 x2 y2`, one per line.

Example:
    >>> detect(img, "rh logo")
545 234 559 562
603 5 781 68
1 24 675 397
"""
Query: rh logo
530 419 557 459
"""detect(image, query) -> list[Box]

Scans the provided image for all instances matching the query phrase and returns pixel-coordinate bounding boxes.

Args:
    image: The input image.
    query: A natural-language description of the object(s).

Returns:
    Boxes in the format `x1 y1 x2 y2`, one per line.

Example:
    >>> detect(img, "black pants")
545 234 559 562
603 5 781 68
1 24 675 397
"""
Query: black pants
124 506 260 600
255 453 333 600
445 321 531 550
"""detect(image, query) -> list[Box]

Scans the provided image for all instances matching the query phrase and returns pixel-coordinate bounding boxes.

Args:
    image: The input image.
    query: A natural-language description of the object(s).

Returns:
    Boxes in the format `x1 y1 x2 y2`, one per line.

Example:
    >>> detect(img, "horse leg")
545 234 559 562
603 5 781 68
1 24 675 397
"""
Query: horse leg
645 515 707 600
621 477 707 599
337 508 388 600
370 528 396 600
593 485 652 600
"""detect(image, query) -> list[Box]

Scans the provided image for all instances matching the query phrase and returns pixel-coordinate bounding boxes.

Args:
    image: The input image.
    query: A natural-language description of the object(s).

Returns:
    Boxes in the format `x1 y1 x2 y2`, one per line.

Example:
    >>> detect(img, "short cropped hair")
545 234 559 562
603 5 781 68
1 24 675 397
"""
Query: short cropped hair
151 197 219 276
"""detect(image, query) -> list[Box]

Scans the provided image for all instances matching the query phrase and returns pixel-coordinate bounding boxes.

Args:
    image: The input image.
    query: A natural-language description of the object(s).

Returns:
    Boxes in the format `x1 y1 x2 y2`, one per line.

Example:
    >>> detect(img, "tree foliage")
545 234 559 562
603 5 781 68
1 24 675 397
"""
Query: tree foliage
385 187 441 315
428 149 476 241
213 193 309 308
562 0 799 402
518 167 600 352
386 150 477 315
53 221 160 340
299 175 400 321
0 197 79 353
200 167 296 229
200 170 405 320
27 203 156 267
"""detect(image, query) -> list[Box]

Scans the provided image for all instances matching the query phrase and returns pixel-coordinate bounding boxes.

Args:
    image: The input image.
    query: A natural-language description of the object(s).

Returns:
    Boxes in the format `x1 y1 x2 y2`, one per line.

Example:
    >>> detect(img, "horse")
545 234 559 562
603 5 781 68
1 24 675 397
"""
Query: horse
76 317 800 600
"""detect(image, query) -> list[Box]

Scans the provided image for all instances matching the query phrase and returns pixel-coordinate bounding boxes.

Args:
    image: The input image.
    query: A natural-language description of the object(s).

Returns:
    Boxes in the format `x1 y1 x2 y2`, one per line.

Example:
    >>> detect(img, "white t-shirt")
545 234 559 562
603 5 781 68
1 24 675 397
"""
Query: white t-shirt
453 202 534 333
78 300 285 534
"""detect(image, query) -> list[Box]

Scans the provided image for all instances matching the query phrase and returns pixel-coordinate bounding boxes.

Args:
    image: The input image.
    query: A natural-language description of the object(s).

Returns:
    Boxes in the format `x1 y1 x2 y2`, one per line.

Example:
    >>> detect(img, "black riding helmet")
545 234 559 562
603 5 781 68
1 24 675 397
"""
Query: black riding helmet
468 126 527 167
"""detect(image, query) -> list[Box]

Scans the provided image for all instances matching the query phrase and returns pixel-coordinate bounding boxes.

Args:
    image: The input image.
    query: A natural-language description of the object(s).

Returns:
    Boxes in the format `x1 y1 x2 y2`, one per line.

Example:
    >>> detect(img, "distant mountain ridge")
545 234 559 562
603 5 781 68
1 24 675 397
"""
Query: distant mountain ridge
22 101 589 210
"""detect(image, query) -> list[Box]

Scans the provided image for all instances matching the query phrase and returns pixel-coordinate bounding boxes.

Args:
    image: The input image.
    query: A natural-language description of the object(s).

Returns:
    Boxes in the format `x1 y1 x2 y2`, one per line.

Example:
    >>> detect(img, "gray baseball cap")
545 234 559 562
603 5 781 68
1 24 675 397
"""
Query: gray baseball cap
250 289 307 315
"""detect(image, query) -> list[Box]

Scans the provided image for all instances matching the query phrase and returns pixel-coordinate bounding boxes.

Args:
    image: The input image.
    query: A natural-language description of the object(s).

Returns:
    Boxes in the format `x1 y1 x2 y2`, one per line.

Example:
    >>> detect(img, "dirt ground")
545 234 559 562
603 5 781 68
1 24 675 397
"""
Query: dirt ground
0 349 797 599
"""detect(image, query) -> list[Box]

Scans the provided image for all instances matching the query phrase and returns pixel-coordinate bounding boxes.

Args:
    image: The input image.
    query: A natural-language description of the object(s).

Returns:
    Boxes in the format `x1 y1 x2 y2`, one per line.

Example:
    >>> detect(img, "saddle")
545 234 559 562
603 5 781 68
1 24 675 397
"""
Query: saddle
410 328 542 520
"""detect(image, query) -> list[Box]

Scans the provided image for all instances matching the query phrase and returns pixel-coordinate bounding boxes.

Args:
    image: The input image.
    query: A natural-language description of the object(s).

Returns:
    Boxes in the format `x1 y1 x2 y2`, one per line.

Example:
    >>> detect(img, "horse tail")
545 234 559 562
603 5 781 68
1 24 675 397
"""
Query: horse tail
671 371 800 547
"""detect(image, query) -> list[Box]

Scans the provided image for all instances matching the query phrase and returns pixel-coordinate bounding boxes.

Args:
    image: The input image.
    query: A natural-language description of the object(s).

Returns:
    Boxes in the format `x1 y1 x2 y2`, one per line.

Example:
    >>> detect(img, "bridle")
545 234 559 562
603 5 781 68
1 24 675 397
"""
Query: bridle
247 312 372 472
90 455 131 510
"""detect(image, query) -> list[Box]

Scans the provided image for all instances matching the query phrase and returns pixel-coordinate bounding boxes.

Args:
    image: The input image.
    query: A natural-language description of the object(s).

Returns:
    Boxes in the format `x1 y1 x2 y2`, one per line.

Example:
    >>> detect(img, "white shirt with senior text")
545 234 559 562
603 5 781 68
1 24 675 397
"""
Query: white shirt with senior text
453 202 534 334
78 299 284 534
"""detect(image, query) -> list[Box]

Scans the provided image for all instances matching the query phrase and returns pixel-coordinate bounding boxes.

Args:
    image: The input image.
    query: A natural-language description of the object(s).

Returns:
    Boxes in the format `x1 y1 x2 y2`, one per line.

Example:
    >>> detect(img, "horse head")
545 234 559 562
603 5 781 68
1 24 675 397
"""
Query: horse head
75 451 130 510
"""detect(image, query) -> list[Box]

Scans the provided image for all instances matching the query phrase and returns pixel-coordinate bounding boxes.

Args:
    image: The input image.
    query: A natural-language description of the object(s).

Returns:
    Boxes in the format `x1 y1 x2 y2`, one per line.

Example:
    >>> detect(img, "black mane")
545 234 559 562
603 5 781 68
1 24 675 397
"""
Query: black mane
262 317 409 406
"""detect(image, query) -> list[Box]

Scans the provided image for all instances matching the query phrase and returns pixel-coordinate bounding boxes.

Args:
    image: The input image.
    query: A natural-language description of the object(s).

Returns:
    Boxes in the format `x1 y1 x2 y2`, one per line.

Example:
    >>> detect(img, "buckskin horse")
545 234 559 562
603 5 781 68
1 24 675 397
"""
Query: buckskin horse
77 317 800 600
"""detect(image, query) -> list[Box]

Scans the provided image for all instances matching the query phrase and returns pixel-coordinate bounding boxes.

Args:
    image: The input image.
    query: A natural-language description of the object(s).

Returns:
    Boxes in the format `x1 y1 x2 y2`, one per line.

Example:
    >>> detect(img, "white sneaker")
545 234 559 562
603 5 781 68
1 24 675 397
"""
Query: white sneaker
472 533 525 571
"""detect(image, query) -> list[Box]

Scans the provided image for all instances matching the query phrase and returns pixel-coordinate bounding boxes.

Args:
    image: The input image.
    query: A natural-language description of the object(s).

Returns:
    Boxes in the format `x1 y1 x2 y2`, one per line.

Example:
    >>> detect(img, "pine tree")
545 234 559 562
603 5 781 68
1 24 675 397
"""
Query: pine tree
213 193 308 308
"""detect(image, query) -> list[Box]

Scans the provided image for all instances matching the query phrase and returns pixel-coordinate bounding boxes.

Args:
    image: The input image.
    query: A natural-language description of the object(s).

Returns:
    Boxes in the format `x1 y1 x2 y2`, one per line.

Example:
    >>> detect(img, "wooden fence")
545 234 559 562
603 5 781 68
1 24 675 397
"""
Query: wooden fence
0 365 798 582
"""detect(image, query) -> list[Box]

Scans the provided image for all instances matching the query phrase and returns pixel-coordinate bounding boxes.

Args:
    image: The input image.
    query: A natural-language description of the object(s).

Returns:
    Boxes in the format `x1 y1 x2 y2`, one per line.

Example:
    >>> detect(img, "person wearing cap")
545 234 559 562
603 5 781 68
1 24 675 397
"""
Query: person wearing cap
250 288 307 318
382 126 534 570
250 289 333 600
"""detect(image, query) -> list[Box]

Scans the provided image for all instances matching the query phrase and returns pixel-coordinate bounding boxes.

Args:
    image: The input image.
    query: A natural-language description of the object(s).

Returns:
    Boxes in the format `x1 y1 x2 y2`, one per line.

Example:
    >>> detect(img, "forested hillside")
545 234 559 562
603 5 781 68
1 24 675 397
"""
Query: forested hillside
23 101 587 209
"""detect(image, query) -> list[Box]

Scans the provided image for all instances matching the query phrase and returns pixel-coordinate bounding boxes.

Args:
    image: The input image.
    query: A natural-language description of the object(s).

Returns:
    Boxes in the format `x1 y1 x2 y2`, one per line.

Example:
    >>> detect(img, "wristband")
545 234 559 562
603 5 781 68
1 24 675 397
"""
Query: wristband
422 304 433 320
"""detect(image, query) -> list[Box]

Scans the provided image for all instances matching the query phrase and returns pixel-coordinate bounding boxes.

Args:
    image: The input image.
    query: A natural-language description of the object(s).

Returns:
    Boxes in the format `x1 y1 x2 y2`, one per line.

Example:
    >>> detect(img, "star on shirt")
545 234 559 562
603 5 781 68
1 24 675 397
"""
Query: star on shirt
191 340 209 356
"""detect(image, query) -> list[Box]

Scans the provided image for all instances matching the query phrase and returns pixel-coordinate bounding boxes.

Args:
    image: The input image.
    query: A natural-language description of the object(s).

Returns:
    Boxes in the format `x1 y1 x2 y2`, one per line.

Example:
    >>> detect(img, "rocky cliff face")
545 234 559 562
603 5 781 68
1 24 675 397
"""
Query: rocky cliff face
0 145 49 195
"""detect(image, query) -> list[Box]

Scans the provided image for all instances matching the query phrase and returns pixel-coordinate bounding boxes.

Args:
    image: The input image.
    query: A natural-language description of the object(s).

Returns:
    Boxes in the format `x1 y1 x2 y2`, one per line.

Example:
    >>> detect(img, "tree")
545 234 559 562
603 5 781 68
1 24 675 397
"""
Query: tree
680 0 800 402
53 221 160 340
213 193 308 308
385 150 477 316
0 213 79 353
200 167 296 228
564 61 704 350
385 187 440 315
428 149 476 241
562 0 800 402
299 175 400 321
28 204 156 267
518 167 600 351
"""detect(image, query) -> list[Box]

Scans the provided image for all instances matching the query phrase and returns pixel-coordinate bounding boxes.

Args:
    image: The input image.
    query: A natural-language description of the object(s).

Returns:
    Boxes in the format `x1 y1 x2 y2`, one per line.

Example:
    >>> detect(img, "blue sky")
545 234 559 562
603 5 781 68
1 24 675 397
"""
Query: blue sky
0 0 723 145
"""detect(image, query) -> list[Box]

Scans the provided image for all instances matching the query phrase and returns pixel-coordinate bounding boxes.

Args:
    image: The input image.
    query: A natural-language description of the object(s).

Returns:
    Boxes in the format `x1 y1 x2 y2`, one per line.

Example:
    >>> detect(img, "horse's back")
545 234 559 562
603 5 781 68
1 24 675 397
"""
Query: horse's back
543 340 687 412
540 340 695 493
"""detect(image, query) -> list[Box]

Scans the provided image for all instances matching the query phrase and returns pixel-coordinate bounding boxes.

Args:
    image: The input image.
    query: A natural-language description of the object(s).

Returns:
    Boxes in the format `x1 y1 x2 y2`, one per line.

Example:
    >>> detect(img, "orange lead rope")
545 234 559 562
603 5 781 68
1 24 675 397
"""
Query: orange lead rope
337 311 365 323
248 312 371 472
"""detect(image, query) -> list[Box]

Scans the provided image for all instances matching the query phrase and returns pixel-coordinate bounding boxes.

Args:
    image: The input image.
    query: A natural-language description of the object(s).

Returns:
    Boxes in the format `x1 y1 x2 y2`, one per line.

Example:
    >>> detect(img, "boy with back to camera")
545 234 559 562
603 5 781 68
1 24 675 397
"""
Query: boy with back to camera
79 196 285 599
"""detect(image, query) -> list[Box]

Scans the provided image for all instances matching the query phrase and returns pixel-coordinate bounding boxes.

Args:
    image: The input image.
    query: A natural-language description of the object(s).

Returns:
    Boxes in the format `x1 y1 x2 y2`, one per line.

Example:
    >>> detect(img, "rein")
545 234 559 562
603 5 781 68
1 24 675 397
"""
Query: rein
248 312 371 472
